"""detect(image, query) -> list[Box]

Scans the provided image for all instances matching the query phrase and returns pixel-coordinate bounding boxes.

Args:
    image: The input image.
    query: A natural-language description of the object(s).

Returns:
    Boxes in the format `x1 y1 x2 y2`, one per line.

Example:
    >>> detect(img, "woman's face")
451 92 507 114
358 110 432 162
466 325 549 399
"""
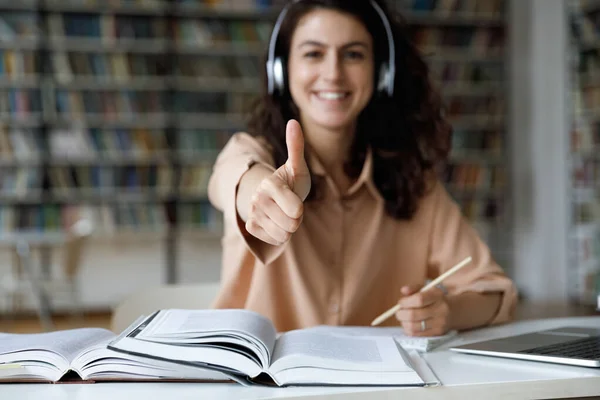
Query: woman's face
287 8 374 133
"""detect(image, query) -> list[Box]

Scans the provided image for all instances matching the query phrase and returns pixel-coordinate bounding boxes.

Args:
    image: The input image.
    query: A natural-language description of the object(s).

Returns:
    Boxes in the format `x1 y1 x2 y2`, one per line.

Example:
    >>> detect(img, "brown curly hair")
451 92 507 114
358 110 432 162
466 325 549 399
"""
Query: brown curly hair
247 0 452 219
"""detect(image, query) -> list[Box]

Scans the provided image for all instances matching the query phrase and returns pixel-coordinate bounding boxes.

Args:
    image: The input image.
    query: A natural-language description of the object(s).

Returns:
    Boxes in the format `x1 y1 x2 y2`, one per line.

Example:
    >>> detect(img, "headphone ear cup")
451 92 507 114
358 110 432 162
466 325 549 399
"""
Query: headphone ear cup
377 63 391 96
273 57 286 94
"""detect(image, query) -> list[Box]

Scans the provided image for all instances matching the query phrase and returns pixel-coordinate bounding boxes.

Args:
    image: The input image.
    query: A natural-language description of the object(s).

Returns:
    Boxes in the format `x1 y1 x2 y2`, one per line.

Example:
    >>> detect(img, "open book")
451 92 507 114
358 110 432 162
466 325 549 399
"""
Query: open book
108 309 429 387
0 328 231 383
303 325 457 352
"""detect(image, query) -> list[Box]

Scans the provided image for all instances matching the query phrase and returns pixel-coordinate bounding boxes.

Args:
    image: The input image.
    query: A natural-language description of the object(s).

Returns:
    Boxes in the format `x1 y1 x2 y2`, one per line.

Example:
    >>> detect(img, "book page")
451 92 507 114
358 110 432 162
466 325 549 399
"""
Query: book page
133 309 276 366
302 325 457 351
0 328 114 368
269 330 415 375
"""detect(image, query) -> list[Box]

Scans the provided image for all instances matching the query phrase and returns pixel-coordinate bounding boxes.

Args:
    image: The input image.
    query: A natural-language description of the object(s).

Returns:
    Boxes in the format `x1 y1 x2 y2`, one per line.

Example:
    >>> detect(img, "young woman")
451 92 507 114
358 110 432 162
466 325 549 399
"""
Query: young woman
208 0 517 335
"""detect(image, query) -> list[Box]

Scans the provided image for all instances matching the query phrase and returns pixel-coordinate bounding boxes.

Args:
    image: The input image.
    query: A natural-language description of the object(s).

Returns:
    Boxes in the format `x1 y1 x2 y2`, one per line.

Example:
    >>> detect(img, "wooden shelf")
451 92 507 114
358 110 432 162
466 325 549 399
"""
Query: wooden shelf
439 82 505 96
0 77 41 88
404 11 504 26
173 42 264 56
0 115 43 127
447 185 505 198
47 154 171 166
48 37 169 53
178 227 223 241
172 77 259 93
43 1 168 15
49 189 175 203
0 38 41 50
48 76 168 91
176 113 246 130
570 146 600 159
171 4 279 19
421 47 504 62
448 115 506 129
48 113 169 128
178 151 220 164
0 191 44 204
0 158 43 167
0 1 39 11
448 151 504 164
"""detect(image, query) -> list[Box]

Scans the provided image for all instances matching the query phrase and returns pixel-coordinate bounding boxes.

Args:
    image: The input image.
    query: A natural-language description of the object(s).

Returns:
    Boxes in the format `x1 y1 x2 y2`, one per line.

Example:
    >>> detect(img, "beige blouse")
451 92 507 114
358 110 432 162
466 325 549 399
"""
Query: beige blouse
207 133 518 332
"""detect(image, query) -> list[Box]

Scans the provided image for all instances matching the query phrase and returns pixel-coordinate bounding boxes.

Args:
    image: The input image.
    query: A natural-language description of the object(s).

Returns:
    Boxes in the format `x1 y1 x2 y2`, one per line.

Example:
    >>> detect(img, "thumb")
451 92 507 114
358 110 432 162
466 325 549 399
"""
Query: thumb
275 119 311 201
285 119 308 174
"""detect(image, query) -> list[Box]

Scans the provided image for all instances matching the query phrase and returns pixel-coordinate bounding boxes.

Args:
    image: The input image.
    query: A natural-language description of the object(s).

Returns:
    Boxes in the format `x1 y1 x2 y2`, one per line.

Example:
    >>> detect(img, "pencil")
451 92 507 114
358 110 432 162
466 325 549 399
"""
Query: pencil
370 256 473 326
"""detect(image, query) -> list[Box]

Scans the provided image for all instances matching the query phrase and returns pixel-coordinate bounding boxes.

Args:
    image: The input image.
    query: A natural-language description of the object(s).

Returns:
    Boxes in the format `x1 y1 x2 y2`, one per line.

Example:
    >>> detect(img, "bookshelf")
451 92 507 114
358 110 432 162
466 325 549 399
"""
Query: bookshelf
0 0 511 283
391 0 510 274
567 0 600 305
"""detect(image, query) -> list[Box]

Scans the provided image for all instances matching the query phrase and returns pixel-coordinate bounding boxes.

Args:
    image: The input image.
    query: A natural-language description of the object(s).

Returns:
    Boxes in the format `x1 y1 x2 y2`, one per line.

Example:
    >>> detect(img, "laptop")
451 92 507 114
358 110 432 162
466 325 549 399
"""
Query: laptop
450 326 600 368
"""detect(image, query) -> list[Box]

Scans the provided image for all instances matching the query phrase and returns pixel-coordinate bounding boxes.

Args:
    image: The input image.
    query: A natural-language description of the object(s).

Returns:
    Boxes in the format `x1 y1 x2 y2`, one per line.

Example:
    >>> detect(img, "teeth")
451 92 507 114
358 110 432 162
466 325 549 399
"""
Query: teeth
317 92 347 100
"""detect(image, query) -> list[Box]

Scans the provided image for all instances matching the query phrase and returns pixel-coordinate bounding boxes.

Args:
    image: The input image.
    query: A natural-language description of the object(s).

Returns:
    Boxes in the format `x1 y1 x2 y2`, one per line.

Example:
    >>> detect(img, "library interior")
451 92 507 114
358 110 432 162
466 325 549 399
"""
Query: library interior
0 0 597 338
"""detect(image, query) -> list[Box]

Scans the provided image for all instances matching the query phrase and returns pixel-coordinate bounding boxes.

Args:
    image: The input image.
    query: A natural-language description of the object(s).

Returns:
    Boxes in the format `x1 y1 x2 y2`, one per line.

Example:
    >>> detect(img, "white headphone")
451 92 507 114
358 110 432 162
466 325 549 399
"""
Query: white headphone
266 0 396 97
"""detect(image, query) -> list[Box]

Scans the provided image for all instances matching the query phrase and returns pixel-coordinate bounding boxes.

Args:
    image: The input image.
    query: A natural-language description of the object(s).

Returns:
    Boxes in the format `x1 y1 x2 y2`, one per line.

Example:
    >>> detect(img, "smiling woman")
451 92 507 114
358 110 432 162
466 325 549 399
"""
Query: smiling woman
207 0 518 336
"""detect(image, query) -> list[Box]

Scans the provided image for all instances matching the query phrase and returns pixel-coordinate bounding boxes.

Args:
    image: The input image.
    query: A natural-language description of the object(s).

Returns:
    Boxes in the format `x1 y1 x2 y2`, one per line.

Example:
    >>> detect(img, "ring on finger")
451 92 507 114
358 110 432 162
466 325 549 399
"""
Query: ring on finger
421 320 426 332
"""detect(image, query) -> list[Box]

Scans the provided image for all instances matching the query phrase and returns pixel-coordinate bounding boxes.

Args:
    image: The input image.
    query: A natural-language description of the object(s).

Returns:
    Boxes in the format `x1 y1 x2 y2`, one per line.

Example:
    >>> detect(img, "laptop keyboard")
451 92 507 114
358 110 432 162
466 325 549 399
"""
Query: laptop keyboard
518 336 600 360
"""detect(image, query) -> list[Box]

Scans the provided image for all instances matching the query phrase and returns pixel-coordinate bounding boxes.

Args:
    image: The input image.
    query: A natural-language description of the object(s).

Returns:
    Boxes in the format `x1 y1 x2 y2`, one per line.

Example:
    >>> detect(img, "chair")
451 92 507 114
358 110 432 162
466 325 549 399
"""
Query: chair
0 219 93 330
42 219 92 315
110 282 221 333
0 242 54 330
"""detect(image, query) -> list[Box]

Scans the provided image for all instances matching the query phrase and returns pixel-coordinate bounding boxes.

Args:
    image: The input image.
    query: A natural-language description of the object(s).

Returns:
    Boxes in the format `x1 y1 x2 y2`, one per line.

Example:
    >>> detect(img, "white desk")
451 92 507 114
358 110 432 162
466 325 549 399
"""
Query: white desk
3 316 600 400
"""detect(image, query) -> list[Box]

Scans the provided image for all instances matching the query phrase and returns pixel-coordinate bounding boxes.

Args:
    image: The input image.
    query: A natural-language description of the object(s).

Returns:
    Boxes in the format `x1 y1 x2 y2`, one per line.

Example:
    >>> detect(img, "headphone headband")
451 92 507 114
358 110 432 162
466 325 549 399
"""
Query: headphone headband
266 0 297 95
266 0 396 96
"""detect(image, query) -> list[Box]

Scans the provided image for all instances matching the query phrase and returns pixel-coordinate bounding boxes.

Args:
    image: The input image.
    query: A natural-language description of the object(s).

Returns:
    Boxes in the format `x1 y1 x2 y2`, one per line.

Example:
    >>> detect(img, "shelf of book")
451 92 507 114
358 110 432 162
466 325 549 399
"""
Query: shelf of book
0 0 511 282
568 0 600 305
390 0 510 254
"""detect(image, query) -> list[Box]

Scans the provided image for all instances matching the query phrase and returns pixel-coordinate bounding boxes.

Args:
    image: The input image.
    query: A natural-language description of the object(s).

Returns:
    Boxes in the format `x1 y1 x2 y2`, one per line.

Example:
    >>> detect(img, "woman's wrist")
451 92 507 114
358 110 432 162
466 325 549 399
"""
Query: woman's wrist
236 163 273 222
446 291 502 331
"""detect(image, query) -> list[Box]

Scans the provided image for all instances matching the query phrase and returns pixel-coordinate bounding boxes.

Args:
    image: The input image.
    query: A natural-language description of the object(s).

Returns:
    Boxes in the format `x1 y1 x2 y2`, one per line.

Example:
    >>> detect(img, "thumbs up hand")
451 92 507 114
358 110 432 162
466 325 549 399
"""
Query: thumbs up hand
245 120 311 246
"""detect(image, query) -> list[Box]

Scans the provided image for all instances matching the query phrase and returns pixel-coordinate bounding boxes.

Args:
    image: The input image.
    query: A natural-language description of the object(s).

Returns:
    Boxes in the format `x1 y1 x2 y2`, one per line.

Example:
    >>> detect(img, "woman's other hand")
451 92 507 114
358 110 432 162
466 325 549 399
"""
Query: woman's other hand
394 284 450 336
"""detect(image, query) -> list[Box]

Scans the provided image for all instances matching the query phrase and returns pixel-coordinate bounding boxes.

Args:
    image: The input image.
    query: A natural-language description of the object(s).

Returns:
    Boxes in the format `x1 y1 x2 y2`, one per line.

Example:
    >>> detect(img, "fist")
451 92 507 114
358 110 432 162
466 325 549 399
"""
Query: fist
394 284 450 337
245 120 311 245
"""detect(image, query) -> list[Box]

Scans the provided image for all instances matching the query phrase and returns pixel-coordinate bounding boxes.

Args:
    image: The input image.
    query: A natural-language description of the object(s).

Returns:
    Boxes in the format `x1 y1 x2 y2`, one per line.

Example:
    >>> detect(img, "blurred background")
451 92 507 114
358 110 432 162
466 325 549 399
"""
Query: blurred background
0 0 598 333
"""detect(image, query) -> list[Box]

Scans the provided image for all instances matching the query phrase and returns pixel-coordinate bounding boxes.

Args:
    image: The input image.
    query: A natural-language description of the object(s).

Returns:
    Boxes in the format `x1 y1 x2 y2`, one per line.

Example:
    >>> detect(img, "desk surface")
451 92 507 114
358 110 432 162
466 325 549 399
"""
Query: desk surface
3 316 600 400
